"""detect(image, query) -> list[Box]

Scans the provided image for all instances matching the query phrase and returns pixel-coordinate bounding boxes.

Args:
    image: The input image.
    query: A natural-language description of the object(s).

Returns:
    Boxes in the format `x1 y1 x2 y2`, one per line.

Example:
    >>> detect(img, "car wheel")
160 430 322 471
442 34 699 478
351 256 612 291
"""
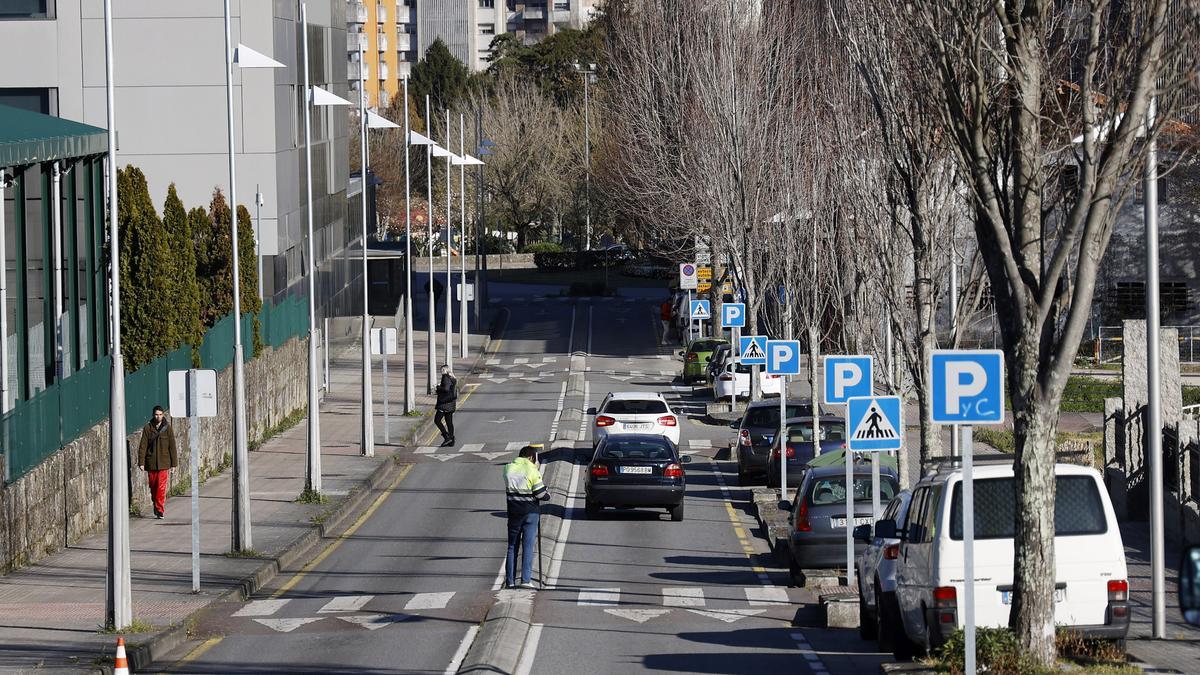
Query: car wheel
585 499 600 518
788 552 804 587
858 578 877 640
875 584 894 652
669 503 684 522
888 595 919 661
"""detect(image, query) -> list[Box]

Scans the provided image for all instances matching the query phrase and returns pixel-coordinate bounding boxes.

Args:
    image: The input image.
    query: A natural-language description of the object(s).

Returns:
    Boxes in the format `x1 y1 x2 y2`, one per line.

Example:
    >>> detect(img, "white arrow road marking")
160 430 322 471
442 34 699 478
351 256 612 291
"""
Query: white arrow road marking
679 450 701 456
604 609 671 623
317 595 373 613
233 599 289 617
489 416 513 424
459 443 485 452
687 609 767 623
607 375 631 382
252 617 322 632
337 613 414 630
493 364 516 370
476 452 509 461
745 587 789 605
662 587 705 607
431 455 457 462
404 592 455 610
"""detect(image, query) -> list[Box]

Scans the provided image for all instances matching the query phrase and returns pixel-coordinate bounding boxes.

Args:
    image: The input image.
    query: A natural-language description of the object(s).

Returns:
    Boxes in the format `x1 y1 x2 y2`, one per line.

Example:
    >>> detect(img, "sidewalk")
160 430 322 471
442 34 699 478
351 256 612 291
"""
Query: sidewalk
1122 520 1200 673
0 311 496 672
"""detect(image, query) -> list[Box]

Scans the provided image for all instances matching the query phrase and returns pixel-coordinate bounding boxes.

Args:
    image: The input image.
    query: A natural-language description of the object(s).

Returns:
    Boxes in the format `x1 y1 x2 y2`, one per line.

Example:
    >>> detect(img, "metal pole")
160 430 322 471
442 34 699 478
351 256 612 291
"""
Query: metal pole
255 187 264 300
583 71 591 251
301 2 322 494
402 77 415 414
459 114 468 360
425 94 436 394
963 425 977 675
223 0 252 551
845 425 855 588
1145 98 1165 638
476 109 488 309
358 44 375 458
0 180 8 418
778 375 787 499
52 162 64 381
949 260 959 457
871 452 881 519
731 326 739 413
102 0 132 630
444 109 452 373
189 370 201 592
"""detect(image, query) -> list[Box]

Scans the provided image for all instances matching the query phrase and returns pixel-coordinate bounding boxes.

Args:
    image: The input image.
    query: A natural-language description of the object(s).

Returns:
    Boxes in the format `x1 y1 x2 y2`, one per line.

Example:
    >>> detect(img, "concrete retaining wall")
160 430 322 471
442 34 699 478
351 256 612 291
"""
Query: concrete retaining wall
0 337 308 574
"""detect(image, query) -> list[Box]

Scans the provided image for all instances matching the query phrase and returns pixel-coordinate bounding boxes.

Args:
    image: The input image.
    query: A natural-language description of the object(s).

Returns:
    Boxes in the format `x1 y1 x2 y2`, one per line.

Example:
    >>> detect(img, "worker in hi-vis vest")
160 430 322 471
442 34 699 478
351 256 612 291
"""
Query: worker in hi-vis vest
504 446 550 588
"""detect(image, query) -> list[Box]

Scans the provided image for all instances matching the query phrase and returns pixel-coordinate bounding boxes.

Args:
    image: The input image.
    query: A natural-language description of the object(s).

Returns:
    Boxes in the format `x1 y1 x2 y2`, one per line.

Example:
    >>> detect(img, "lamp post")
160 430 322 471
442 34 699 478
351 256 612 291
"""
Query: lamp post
425 95 437 394
573 62 596 251
356 44 374 458
300 2 352 494
223 0 284 553
405 88 435 413
364 109 400 430
436 110 457 372
452 131 484 358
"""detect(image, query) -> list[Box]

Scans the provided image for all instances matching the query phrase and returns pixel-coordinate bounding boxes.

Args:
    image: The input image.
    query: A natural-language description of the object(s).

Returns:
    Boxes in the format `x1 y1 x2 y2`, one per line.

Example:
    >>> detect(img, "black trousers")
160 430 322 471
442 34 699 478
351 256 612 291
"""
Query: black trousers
434 410 455 439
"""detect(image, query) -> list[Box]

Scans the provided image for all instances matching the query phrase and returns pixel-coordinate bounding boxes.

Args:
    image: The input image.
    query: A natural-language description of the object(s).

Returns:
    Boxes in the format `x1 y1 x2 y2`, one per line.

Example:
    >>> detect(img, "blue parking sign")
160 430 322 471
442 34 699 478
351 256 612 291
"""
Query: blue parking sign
739 336 767 365
765 340 802 375
720 302 746 328
846 396 903 452
930 350 1005 424
822 355 874 404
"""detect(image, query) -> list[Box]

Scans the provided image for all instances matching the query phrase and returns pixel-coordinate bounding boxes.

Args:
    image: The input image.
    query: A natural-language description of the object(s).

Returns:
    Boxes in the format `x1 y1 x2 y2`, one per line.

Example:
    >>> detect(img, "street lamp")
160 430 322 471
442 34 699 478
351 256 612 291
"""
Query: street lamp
424 95 440 394
573 62 597 251
452 129 483 359
300 2 352 494
431 119 460 373
405 90 435 413
363 106 401 439
223 2 285 553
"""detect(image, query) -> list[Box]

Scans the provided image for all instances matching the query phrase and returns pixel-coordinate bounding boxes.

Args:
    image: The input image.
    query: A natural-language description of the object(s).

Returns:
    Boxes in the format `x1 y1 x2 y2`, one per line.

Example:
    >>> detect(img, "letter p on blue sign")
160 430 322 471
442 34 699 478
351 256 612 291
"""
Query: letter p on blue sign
929 349 1005 424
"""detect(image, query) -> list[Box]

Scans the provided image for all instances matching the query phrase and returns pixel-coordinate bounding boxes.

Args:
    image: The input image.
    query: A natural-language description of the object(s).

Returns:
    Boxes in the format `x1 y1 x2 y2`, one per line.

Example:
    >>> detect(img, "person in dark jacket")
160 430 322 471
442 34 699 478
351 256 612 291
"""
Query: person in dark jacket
136 405 178 519
434 364 457 446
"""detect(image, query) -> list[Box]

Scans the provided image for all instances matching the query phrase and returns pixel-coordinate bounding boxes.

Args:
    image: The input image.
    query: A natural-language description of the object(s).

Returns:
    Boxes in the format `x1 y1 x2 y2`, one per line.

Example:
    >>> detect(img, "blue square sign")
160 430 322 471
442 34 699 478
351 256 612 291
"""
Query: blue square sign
720 302 746 328
822 355 874 404
765 340 802 375
739 335 767 365
929 349 1005 424
846 396 903 452
689 299 711 320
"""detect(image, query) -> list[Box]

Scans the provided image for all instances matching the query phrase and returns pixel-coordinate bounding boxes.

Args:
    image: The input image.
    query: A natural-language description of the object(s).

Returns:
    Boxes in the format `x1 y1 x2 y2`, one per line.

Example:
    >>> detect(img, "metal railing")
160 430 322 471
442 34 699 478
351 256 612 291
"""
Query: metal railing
1095 325 1200 365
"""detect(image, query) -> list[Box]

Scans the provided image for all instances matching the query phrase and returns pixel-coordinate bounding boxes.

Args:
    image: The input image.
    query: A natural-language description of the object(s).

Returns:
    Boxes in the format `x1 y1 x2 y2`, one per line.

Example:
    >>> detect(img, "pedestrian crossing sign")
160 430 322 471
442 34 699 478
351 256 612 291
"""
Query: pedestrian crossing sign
738 335 767 365
690 300 711 320
846 396 903 452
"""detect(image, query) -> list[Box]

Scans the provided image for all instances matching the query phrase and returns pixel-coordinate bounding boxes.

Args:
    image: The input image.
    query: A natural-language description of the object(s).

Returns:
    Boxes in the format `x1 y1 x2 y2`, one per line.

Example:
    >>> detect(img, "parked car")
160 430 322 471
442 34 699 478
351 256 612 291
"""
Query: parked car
782 464 900 581
713 362 782 401
765 416 848 489
730 400 823 484
680 338 727 384
890 462 1128 660
585 434 688 521
705 343 733 388
592 392 681 448
854 490 913 644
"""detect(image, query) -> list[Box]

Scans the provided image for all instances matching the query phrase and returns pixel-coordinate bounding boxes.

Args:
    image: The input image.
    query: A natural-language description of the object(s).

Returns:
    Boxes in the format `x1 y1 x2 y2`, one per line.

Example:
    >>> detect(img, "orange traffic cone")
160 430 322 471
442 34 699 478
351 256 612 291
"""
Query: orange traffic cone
114 636 130 675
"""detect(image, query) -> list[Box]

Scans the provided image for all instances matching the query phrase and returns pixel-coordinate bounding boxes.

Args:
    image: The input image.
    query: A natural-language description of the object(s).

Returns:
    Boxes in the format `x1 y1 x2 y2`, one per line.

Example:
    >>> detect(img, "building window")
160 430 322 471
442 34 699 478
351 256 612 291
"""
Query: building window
480 0 495 7
0 88 58 116
555 1 570 9
0 0 54 19
479 23 495 35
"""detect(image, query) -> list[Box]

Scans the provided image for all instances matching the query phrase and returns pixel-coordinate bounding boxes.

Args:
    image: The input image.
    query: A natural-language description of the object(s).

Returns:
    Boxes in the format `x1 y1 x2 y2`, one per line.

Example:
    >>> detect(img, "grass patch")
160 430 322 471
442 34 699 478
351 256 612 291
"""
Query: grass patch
295 487 329 505
972 428 1102 464
404 409 425 417
98 618 156 634
167 475 192 498
489 266 669 289
250 407 306 452
129 501 143 518
222 548 264 559
927 627 1134 674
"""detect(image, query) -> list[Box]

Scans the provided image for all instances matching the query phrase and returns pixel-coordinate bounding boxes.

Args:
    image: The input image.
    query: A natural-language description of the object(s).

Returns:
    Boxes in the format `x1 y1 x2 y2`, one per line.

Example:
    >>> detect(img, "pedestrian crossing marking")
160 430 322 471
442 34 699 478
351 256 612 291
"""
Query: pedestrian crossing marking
477 452 509 461
514 357 528 364
745 587 789 605
686 608 766 623
604 609 671 623
414 447 439 454
851 400 900 441
317 595 372 613
688 439 712 448
460 443 485 453
337 613 413 630
662 587 705 607
506 442 526 452
577 588 621 606
253 617 321 632
233 599 289 617
486 359 500 365
404 592 454 610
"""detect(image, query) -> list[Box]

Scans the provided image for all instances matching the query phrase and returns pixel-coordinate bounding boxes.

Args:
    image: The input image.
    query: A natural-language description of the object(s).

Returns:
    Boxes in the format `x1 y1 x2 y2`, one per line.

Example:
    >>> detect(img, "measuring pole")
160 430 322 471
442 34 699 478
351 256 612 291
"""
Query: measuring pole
962 424 976 675
189 369 201 592
778 375 787 499
687 290 694 344
731 327 740 413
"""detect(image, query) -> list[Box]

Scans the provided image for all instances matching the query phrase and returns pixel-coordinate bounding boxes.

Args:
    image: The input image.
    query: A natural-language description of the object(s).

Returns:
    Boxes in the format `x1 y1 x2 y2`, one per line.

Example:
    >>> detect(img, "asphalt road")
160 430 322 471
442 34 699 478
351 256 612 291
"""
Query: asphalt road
160 284 889 674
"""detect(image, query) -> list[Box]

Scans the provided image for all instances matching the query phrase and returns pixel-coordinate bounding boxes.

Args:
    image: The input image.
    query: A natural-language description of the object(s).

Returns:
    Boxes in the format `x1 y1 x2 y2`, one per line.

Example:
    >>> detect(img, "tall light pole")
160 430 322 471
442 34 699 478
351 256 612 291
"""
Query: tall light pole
404 84 435 412
1144 97 1165 639
441 110 454 372
573 62 596 251
102 0 131 632
356 44 374 458
453 117 484 358
425 95 437 394
223 1 283 553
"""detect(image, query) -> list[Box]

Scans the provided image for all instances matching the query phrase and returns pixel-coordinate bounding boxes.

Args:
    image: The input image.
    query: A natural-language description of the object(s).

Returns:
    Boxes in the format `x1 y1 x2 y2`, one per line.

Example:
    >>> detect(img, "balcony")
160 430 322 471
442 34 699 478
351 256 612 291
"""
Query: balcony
397 34 412 52
376 2 387 23
348 31 367 52
378 62 389 81
523 6 545 19
348 60 362 81
349 1 366 24
377 32 388 52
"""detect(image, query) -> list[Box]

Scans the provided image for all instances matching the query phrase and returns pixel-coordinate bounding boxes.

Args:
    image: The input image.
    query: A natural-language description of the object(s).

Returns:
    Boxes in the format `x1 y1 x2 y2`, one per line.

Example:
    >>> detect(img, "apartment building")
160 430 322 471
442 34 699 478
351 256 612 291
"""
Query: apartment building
348 0 597 108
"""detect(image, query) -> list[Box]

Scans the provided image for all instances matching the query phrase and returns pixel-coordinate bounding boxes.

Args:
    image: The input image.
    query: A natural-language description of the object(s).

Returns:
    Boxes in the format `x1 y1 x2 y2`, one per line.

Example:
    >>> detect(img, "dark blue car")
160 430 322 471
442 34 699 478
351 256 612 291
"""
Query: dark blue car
765 416 846 489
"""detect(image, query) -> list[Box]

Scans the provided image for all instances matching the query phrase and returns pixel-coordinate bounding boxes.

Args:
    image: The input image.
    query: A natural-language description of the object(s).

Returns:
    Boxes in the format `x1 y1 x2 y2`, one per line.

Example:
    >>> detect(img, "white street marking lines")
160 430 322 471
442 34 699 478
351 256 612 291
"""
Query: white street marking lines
459 443 485 453
745 586 790 605
444 625 479 675
414 447 439 454
688 439 712 448
604 609 671 623
317 595 372 613
686 609 766 623
337 613 413 630
577 588 621 606
431 455 457 462
486 358 500 365
477 452 508 461
233 599 289 617
252 617 320 632
506 442 527 453
514 357 528 364
404 592 455 610
662 587 705 607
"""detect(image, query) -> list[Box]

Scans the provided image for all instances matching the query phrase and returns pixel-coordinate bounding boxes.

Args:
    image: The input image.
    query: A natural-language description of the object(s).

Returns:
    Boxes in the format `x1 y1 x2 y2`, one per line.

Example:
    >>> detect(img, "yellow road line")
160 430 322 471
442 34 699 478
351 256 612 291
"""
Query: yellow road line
271 463 414 599
418 384 479 446
169 636 222 671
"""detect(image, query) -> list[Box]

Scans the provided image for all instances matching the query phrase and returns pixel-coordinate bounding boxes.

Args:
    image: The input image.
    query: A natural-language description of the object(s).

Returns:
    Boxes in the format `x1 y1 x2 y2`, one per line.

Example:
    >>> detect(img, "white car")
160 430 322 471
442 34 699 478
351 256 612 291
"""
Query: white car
712 362 782 400
890 462 1129 659
854 490 913 646
592 392 681 448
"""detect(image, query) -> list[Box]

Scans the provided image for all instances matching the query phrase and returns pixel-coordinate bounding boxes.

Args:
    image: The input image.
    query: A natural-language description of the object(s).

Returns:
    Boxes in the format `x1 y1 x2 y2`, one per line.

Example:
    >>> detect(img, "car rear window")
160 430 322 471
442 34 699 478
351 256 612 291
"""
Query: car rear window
691 341 724 353
602 440 674 460
744 405 814 428
807 476 898 506
786 421 846 443
603 399 669 415
949 475 1107 540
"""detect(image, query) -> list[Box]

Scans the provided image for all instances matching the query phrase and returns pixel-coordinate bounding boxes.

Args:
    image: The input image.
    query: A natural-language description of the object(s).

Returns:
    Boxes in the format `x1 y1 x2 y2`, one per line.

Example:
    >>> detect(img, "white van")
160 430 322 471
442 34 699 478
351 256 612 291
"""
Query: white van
886 462 1129 659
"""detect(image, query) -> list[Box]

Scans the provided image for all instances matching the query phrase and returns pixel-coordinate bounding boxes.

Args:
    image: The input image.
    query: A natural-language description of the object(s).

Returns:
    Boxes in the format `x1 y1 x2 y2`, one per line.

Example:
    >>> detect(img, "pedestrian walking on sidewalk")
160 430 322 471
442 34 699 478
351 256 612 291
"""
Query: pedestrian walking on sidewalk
659 298 673 344
136 405 177 519
434 364 458 446
504 446 550 589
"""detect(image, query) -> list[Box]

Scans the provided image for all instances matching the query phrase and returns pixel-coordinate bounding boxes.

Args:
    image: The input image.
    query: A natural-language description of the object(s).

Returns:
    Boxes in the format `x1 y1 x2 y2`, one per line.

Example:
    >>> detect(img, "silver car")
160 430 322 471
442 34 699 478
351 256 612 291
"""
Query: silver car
853 490 912 645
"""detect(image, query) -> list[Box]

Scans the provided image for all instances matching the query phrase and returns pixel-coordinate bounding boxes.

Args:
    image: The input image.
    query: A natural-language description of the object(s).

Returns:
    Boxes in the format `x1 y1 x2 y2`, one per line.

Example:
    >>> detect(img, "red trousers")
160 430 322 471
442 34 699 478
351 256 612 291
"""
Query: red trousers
147 469 169 515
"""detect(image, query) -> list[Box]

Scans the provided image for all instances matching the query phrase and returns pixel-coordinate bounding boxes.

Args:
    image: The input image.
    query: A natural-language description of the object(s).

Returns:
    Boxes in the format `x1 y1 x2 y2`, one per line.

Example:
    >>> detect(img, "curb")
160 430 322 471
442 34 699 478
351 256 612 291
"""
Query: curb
117 314 504 673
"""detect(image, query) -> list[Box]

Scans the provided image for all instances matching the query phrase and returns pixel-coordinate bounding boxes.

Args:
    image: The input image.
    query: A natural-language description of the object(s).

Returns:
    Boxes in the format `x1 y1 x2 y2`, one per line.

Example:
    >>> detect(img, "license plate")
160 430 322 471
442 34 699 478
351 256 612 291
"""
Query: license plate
619 466 653 474
624 423 651 431
831 517 874 529
1002 589 1065 604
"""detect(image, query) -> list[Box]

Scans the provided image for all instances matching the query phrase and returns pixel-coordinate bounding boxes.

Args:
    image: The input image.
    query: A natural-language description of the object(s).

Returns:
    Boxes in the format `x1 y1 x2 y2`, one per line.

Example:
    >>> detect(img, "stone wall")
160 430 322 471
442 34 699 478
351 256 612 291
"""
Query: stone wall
0 336 308 574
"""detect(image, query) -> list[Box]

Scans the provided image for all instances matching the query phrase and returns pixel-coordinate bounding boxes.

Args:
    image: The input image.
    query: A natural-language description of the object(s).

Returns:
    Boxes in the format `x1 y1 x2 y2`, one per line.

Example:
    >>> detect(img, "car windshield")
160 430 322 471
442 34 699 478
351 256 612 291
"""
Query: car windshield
602 440 674 460
949 475 1106 540
691 341 724 353
807 476 898 506
743 404 815 428
604 399 669 415
787 421 846 443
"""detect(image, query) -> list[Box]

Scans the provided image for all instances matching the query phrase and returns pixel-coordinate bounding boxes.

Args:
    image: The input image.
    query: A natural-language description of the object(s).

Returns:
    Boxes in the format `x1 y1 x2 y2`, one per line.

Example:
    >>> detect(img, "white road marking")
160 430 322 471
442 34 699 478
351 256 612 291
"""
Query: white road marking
745 586 789 605
545 461 580 589
688 439 711 448
577 588 621 606
486 358 500 365
444 625 479 675
252 617 321 632
431 455 457 462
414 447 439 454
487 378 508 384
459 443 485 453
404 592 454 610
477 452 509 461
317 595 372 613
514 357 528 364
603 609 671 623
686 608 766 623
662 587 705 607
337 613 412 630
233 599 289 617
514 623 543 675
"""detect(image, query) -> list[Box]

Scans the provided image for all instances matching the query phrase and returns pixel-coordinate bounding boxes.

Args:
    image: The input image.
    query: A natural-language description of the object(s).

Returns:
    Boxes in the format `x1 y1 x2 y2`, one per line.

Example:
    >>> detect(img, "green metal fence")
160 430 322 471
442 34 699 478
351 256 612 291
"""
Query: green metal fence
0 295 310 482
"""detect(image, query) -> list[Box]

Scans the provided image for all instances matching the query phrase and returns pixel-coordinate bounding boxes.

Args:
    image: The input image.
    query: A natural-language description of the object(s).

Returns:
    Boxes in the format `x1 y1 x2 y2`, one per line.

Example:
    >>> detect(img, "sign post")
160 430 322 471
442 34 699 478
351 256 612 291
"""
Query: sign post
822 355 875 585
371 327 400 444
679 263 697 345
169 368 218 593
765 340 801 499
930 349 1005 675
721 304 746 412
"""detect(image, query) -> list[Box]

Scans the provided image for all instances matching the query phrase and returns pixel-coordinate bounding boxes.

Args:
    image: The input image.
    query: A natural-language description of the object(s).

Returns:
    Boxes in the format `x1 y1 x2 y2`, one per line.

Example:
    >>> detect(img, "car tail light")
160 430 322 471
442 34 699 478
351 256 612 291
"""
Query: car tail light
795 499 812 532
933 586 958 624
658 415 677 427
719 373 734 381
1108 579 1129 619
767 374 780 379
739 430 751 447
883 544 900 560
590 465 609 478
686 352 698 362
595 415 615 427
664 463 683 478
772 446 794 459
784 445 796 459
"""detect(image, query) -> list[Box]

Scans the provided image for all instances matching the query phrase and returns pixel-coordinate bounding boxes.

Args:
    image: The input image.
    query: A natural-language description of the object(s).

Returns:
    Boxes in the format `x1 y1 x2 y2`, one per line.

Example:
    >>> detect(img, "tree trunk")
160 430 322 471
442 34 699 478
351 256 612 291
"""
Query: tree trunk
912 245 940 477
